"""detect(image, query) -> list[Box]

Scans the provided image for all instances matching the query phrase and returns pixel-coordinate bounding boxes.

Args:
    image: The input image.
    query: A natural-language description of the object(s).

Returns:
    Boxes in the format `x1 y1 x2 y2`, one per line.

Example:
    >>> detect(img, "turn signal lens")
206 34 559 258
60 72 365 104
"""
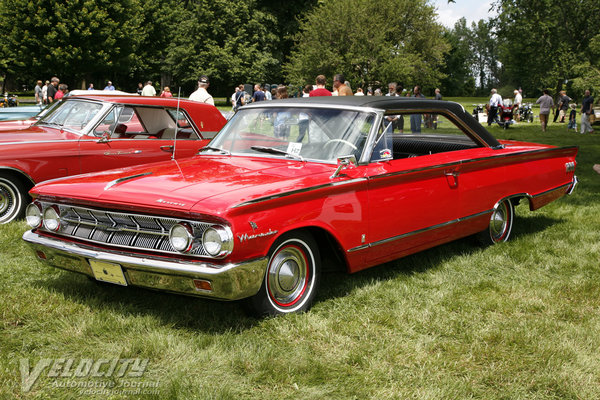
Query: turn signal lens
169 223 194 253
26 203 43 228
42 206 61 231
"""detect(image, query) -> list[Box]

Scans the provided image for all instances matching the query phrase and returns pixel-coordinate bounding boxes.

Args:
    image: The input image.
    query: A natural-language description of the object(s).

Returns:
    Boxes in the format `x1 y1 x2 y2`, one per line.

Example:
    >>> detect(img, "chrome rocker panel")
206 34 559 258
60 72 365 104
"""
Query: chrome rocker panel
23 230 267 301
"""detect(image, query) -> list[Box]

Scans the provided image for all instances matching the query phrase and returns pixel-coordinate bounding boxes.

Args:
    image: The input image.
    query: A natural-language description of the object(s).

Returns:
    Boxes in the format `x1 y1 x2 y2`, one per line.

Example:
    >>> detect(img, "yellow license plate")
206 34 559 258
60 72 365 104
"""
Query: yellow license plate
89 260 128 286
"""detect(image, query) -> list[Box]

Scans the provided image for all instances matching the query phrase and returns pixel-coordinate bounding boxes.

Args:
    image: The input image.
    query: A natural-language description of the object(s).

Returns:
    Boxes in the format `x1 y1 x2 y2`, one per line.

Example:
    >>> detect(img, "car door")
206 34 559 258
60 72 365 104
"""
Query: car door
78 105 209 174
363 112 469 267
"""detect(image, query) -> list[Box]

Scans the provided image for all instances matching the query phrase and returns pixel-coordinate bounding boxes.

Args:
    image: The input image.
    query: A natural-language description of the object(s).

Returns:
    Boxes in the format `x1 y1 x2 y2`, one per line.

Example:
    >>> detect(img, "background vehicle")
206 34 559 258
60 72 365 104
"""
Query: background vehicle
0 95 226 223
518 102 534 123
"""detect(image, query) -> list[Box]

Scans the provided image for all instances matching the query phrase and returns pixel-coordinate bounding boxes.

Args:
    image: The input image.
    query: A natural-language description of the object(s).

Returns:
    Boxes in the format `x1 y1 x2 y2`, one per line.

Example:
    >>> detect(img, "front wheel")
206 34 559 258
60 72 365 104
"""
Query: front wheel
477 199 514 245
0 174 28 224
245 231 320 317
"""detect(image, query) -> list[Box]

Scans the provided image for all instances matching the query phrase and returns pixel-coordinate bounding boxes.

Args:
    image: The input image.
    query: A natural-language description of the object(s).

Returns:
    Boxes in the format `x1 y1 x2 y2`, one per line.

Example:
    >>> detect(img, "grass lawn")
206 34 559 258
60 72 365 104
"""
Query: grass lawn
1 114 599 399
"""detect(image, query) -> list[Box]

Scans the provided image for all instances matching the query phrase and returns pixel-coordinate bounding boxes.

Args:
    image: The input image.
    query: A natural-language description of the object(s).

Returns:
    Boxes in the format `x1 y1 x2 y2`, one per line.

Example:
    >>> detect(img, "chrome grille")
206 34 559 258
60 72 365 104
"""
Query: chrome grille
40 203 213 257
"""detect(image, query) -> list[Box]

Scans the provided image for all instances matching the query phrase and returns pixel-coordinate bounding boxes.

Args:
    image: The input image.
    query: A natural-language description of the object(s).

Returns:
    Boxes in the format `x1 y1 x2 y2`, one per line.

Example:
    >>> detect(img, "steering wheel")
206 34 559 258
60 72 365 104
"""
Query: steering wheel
323 139 358 151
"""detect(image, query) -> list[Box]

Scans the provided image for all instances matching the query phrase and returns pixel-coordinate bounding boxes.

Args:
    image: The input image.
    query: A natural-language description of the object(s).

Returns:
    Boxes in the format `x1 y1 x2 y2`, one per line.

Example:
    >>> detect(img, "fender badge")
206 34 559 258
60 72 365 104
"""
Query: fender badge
237 229 278 243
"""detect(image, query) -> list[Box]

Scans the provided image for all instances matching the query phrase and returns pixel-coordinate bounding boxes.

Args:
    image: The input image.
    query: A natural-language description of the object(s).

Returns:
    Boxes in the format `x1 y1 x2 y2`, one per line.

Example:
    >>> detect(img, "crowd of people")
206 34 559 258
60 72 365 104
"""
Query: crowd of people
485 87 595 134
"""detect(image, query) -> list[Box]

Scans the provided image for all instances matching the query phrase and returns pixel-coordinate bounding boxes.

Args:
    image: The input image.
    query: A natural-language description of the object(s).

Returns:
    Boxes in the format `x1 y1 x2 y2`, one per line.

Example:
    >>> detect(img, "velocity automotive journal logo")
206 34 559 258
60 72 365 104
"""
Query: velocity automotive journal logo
19 358 159 394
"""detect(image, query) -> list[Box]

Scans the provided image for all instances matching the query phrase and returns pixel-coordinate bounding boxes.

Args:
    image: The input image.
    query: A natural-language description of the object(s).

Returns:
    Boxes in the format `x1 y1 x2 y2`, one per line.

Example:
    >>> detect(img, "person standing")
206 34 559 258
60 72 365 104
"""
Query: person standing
34 80 43 105
54 84 68 100
354 88 364 96
160 87 173 97
87 83 94 91
104 81 115 91
580 89 595 134
309 75 332 97
264 85 272 100
333 74 352 96
252 84 265 102
188 75 214 105
513 89 522 121
141 81 156 97
557 90 571 123
46 77 59 103
136 82 143 95
536 89 554 132
386 82 397 96
487 88 502 126
233 84 246 110
41 80 50 104
410 85 425 133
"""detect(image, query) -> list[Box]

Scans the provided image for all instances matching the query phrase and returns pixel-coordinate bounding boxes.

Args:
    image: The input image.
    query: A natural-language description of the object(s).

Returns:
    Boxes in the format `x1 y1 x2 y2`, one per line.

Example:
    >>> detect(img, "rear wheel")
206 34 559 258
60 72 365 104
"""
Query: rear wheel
0 173 28 224
245 231 320 317
477 199 514 245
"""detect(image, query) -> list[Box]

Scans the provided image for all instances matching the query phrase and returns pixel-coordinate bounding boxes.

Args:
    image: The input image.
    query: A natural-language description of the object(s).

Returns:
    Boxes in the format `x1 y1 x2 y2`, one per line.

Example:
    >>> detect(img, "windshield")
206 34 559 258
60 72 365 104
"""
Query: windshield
37 100 103 133
209 107 375 163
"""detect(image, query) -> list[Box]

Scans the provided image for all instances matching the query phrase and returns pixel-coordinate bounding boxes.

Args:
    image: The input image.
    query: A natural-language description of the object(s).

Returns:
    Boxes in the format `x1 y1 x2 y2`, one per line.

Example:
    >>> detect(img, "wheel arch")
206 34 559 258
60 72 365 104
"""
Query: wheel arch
269 225 348 274
0 167 36 193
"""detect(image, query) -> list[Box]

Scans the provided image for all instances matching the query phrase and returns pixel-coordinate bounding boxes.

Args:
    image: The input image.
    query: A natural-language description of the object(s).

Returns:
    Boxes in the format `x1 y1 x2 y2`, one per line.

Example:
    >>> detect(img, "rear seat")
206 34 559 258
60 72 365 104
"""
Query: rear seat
392 137 475 158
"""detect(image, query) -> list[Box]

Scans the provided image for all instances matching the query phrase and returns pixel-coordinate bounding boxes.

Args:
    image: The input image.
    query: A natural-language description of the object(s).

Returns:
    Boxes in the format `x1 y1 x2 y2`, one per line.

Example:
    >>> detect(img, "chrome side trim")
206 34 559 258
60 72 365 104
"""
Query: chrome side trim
347 209 492 253
104 172 153 190
0 139 82 146
232 177 368 209
369 146 579 181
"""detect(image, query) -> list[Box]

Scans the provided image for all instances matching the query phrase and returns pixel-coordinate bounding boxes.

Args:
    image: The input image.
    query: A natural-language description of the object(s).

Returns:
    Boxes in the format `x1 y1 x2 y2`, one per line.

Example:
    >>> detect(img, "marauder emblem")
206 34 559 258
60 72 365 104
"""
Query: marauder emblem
237 229 278 243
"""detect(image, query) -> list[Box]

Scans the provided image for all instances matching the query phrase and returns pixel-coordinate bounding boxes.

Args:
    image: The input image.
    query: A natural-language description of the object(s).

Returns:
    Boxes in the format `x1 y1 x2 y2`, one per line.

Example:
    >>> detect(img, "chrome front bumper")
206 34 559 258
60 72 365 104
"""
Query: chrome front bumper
23 230 268 301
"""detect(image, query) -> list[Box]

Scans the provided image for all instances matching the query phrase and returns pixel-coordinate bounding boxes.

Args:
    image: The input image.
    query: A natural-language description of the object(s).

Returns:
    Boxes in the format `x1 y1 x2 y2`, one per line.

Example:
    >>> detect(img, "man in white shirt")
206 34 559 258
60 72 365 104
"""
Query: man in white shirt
488 88 503 126
189 75 214 105
513 89 523 121
141 81 156 96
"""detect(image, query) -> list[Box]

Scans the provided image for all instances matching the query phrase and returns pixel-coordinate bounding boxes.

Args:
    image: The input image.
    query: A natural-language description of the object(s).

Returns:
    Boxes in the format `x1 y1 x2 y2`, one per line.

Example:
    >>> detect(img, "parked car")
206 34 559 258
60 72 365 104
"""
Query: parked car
23 97 578 316
0 94 226 223
0 104 45 121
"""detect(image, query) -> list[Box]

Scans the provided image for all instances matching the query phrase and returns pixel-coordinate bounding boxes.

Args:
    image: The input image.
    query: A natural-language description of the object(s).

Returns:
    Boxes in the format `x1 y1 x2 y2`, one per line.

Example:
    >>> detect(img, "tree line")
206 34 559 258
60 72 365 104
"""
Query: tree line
0 0 598 99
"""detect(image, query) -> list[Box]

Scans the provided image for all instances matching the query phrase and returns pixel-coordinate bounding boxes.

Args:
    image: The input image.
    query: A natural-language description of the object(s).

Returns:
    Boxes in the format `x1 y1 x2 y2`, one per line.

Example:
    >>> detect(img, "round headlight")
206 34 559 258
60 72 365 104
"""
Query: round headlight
169 223 194 253
202 226 233 257
42 206 61 231
26 203 43 228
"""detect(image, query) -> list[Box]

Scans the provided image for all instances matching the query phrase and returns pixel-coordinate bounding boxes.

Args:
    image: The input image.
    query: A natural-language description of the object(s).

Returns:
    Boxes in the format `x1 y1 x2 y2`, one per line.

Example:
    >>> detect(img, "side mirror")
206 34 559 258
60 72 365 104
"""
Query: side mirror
96 131 110 143
331 154 357 179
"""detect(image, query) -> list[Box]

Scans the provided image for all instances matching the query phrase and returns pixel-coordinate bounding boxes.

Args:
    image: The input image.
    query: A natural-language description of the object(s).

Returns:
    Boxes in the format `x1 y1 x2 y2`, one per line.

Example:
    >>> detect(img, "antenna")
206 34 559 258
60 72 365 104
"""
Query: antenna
171 87 181 160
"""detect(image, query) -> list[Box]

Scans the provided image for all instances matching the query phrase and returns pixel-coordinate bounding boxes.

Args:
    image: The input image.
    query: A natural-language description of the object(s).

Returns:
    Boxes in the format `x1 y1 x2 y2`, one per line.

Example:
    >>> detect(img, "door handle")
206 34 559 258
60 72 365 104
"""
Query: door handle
444 170 459 188
160 145 174 153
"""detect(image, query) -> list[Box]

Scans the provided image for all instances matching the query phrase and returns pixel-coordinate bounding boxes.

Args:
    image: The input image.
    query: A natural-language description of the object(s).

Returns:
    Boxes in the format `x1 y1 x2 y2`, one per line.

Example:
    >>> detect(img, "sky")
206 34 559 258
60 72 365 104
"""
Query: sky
431 0 496 28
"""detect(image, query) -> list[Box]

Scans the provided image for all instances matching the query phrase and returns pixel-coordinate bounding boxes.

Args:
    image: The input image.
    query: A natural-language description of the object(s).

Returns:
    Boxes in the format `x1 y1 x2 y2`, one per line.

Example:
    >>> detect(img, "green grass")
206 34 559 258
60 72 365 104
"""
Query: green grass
1 119 599 399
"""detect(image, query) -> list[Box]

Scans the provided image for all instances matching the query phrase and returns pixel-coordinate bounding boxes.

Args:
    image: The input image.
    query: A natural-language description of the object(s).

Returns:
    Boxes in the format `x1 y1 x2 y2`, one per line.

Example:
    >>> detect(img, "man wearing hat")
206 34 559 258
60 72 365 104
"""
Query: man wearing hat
189 75 214 105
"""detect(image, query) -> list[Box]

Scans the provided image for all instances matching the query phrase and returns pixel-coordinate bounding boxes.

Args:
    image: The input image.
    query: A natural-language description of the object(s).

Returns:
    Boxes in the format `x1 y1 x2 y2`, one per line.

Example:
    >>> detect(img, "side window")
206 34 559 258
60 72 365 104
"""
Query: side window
166 109 201 140
378 111 479 161
93 106 124 137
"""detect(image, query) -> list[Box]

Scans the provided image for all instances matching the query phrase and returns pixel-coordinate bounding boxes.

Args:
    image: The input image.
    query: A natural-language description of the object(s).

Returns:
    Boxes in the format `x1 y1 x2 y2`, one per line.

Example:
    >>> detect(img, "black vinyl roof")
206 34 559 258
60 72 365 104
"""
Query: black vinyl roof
243 96 501 148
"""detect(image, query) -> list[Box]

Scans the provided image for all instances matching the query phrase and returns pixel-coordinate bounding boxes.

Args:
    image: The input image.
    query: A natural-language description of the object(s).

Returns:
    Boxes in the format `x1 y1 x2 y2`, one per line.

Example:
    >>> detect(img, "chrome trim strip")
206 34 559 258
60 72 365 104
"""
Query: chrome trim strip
530 181 573 198
369 146 578 181
0 139 82 146
104 172 153 190
347 209 493 253
232 177 368 208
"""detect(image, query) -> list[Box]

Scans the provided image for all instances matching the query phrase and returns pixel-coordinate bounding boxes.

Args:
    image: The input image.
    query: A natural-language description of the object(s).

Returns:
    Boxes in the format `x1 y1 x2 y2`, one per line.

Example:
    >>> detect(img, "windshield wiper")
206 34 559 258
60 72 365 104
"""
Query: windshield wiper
250 146 305 162
198 146 231 155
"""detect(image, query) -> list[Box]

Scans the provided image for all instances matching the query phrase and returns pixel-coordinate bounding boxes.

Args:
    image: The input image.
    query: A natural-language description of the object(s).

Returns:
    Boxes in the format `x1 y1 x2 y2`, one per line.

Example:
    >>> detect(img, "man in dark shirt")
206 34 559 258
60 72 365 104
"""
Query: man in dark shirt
580 90 595 134
252 84 265 102
46 77 59 103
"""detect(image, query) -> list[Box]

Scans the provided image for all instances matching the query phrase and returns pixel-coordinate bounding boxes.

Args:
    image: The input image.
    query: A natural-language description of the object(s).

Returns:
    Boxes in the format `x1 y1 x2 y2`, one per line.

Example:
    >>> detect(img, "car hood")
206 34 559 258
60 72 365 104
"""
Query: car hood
31 155 340 215
0 125 68 142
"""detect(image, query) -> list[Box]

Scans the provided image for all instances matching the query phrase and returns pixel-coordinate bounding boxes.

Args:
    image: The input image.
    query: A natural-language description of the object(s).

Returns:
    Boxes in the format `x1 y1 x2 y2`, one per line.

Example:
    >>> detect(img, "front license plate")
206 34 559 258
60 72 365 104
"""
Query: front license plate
89 260 128 286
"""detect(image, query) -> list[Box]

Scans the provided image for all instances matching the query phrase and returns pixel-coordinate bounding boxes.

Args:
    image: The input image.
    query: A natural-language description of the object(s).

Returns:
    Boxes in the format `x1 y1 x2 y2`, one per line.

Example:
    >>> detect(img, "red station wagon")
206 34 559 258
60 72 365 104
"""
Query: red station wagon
23 97 578 316
0 95 226 223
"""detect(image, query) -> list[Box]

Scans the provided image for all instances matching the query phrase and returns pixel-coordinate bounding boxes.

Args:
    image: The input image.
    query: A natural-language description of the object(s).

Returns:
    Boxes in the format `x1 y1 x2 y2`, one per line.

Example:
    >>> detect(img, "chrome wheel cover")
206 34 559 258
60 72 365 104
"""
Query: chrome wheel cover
490 201 511 242
267 243 311 308
0 178 20 223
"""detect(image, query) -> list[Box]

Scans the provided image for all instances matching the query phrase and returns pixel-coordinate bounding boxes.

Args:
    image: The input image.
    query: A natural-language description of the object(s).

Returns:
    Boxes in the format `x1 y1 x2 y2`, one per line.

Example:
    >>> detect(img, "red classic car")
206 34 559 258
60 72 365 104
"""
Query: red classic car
23 97 578 316
0 94 226 223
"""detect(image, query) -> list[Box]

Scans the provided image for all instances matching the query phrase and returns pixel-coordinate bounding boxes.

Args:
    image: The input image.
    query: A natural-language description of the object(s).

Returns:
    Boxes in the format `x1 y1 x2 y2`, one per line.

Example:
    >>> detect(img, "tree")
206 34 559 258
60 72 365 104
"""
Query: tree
0 0 144 90
494 0 600 98
440 18 476 96
283 0 449 91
